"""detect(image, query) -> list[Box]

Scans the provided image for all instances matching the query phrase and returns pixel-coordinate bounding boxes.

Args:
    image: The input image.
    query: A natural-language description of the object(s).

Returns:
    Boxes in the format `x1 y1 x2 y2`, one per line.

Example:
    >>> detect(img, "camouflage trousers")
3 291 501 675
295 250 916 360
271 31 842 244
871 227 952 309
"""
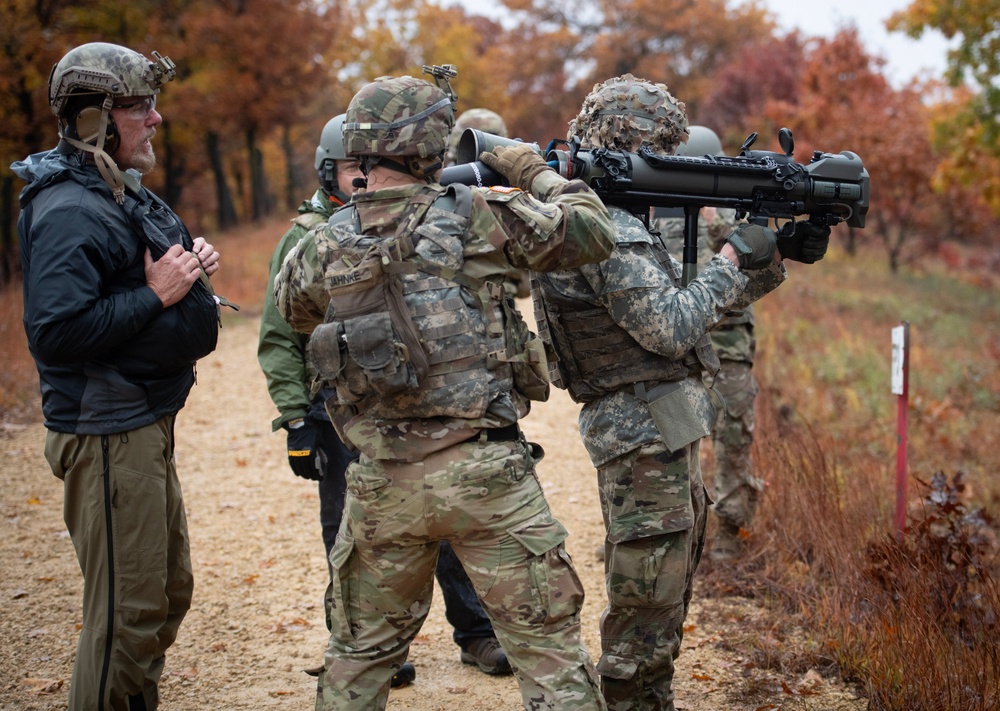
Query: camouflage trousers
708 359 763 530
596 440 708 711
316 436 605 710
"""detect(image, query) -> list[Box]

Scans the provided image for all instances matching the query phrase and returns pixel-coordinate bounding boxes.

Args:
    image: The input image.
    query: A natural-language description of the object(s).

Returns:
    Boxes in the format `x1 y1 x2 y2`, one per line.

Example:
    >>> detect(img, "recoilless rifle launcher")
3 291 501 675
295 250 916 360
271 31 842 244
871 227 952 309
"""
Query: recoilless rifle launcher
441 127 870 283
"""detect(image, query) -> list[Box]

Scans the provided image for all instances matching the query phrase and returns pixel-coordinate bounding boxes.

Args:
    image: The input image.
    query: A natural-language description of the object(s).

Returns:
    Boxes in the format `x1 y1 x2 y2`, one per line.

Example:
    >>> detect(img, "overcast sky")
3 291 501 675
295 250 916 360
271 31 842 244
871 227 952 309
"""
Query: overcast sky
754 0 951 86
456 0 953 87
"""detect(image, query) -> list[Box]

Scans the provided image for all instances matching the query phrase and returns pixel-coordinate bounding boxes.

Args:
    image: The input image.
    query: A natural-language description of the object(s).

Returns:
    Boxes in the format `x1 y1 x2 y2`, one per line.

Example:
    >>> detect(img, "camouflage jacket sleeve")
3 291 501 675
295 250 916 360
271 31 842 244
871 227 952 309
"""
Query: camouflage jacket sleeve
726 259 785 311
471 170 614 272
583 208 783 358
257 221 314 431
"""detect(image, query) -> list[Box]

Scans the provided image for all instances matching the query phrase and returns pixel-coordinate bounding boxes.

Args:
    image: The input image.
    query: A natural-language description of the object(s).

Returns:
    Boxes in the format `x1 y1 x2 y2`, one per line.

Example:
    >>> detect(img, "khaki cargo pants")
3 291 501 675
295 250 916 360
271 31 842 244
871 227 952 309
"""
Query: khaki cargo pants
45 416 192 711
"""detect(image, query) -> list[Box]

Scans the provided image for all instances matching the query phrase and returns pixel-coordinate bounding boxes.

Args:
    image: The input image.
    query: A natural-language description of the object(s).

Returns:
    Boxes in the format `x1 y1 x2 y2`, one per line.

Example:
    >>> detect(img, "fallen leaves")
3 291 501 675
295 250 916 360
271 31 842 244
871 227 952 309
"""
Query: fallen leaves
21 678 63 694
271 617 313 633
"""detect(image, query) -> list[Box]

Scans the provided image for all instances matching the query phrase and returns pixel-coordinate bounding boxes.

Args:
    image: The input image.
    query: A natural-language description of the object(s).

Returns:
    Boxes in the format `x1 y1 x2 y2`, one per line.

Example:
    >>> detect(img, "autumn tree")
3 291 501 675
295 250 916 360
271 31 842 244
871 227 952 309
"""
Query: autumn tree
698 32 806 152
499 0 775 119
889 1 1000 216
924 87 997 241
162 0 340 227
766 28 971 270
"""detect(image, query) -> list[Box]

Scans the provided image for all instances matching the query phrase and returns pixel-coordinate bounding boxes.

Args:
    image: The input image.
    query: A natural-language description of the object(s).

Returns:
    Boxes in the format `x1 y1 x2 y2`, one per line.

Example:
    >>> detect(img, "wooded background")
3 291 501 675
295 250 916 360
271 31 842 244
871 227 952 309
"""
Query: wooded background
2 0 998 284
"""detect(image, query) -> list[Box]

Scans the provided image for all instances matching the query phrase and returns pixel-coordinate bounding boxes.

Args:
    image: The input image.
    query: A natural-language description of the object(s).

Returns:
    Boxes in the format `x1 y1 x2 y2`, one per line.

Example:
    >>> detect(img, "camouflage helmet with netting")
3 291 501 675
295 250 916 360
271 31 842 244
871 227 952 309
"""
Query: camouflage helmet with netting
568 73 688 154
343 76 454 158
445 108 508 165
48 42 176 118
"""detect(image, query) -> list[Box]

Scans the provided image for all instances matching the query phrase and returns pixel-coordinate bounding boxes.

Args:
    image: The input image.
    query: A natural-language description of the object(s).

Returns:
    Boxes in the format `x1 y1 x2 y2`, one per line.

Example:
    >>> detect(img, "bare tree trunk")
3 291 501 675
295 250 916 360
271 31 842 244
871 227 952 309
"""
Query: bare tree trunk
162 123 185 209
1 175 15 287
282 125 301 212
247 128 274 221
207 132 238 230
844 225 858 257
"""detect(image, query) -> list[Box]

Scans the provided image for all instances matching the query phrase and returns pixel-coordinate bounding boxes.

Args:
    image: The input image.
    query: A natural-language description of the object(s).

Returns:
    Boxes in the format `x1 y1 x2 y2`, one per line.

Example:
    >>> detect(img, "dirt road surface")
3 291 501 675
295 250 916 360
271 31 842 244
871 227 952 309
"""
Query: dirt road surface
1 315 867 710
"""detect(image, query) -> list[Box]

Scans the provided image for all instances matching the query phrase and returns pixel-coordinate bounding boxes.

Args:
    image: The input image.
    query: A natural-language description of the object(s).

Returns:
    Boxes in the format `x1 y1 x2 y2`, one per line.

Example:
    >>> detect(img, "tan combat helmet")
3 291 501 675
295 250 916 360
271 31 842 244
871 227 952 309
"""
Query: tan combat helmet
47 42 176 202
445 108 508 166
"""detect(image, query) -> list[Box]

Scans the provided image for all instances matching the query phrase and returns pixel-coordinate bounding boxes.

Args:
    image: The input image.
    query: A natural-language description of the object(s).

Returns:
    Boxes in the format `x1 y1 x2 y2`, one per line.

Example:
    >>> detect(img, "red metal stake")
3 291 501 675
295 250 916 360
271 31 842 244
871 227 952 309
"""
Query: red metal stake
893 322 910 540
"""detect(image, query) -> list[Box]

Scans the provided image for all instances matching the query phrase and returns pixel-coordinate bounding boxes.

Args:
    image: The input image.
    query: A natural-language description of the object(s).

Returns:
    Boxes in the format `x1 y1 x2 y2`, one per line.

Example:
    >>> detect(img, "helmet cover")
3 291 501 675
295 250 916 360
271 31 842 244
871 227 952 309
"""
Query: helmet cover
568 73 688 154
49 42 175 117
343 75 454 158
445 108 508 165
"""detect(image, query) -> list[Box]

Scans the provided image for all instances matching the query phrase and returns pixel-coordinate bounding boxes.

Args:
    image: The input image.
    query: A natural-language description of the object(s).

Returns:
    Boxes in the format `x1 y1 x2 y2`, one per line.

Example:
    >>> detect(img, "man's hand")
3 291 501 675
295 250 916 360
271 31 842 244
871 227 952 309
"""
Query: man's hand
144 244 201 308
776 220 831 264
480 143 552 191
725 224 777 270
286 418 324 481
192 236 221 276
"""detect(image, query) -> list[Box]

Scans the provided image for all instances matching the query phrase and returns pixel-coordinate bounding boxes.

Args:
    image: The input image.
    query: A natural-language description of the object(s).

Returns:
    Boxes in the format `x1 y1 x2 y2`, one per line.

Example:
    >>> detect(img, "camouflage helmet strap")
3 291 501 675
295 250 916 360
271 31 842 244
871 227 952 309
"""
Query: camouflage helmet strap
344 97 452 134
594 109 657 119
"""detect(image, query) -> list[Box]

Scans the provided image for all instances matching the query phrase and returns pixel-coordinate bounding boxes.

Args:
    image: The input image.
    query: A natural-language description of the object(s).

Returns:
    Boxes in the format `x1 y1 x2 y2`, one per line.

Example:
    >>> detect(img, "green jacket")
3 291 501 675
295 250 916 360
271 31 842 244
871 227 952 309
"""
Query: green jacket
257 190 341 430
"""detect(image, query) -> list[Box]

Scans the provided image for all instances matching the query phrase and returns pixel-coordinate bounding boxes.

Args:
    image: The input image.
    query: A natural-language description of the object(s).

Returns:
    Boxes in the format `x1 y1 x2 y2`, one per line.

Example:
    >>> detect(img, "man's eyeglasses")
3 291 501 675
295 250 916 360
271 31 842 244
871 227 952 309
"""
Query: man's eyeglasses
112 95 157 118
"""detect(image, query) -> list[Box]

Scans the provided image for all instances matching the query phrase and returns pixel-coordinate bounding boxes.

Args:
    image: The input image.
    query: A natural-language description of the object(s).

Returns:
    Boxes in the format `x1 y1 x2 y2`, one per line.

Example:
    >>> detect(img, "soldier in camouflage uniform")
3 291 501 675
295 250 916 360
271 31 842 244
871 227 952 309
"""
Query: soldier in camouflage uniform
445 107 509 167
445 107 531 299
274 73 615 710
258 114 510 687
653 126 764 562
529 75 831 710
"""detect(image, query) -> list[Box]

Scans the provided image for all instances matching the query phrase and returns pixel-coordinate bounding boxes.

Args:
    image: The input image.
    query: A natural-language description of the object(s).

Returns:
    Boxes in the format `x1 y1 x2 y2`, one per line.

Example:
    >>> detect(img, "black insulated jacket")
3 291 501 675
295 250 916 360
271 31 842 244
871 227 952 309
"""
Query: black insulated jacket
12 146 219 435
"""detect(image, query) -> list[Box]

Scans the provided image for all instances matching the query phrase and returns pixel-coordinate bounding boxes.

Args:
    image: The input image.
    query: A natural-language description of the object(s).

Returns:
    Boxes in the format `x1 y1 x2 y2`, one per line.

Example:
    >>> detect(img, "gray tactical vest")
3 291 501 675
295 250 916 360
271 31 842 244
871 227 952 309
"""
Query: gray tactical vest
532 210 719 405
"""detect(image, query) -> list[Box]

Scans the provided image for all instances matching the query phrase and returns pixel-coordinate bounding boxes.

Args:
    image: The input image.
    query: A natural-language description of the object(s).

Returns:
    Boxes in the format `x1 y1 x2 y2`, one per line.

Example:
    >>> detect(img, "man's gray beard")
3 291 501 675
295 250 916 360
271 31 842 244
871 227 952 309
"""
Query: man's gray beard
130 150 157 176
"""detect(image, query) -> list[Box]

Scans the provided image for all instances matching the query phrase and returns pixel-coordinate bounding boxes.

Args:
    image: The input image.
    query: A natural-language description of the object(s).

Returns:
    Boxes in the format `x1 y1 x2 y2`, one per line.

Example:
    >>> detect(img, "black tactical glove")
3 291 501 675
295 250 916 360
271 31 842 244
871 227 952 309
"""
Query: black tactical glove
286 417 324 481
479 143 552 191
776 220 831 264
726 223 777 270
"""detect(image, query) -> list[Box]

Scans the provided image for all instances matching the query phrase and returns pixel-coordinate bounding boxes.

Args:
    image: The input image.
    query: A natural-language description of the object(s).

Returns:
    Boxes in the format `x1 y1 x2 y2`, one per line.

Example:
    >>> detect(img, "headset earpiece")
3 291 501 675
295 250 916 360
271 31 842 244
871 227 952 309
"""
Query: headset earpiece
73 104 119 153
75 106 105 143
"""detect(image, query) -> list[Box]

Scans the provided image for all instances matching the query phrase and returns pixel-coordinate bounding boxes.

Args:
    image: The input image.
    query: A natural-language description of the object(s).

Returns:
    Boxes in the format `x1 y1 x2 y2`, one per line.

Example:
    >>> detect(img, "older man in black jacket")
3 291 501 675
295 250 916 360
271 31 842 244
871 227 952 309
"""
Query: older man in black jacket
12 42 227 711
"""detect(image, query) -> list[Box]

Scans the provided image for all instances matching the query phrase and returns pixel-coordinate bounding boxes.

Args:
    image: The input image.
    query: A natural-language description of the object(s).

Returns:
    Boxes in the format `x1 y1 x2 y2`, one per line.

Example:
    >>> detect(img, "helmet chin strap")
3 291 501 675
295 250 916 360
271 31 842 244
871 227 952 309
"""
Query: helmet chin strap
61 96 126 205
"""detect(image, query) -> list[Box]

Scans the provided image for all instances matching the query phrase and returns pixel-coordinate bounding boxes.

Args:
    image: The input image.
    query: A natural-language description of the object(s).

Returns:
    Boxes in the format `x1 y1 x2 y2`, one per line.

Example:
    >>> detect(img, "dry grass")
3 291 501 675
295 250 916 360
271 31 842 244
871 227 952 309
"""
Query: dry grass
700 242 1000 710
0 284 41 422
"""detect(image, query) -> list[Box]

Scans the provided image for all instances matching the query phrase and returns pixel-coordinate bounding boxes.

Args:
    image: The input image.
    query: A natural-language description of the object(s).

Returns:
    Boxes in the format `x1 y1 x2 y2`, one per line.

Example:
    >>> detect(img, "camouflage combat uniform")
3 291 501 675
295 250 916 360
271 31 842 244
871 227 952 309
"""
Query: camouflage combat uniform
655 208 764 538
275 167 614 710
532 204 785 710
